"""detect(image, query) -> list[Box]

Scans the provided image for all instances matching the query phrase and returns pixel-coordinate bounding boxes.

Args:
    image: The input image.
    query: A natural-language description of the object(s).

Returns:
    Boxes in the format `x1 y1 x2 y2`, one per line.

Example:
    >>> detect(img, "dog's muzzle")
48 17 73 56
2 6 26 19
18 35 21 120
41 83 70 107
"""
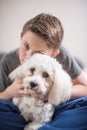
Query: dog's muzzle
23 76 47 94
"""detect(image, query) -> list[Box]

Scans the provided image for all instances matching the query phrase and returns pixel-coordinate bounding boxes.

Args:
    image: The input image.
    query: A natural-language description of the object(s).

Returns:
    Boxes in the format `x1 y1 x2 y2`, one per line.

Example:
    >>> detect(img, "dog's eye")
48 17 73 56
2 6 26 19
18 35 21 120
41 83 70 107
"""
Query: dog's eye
42 72 49 78
30 68 35 73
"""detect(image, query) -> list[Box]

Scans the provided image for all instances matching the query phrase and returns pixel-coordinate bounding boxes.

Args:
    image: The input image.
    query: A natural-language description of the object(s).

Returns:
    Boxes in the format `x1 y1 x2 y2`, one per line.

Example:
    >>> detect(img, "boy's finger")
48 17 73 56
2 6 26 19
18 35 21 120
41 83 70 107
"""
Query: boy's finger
18 89 29 96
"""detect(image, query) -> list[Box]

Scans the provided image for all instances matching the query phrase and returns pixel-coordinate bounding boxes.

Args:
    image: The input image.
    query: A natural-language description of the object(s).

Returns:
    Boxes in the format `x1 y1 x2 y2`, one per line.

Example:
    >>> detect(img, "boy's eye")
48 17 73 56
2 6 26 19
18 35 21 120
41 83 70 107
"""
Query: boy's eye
24 43 29 49
36 51 43 54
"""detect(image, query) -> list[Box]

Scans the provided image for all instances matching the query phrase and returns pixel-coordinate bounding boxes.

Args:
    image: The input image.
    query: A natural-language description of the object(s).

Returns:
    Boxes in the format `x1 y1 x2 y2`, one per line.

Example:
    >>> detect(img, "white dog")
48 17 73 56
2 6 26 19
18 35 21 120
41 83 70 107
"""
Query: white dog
9 53 72 130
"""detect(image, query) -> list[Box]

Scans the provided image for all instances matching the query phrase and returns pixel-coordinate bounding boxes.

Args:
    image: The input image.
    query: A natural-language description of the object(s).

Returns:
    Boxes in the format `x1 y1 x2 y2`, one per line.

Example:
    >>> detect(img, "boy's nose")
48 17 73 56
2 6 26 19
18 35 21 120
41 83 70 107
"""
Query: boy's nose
26 50 33 59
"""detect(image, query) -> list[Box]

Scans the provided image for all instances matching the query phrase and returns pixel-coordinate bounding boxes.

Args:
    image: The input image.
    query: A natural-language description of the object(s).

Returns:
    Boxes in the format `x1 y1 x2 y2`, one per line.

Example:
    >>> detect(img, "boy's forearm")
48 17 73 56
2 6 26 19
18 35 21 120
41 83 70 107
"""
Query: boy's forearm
71 84 87 99
0 90 11 99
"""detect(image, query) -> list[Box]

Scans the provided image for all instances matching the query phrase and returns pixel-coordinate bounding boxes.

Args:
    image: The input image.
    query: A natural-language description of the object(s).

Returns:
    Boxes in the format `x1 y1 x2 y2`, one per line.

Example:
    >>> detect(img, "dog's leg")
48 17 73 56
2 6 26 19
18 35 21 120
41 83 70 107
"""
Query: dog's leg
24 103 54 130
24 122 42 130
40 103 55 123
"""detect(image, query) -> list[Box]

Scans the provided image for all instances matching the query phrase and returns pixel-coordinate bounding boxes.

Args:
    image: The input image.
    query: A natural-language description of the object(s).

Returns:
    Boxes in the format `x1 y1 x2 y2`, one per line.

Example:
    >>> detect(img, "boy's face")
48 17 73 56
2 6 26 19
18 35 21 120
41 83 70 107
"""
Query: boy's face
19 31 59 64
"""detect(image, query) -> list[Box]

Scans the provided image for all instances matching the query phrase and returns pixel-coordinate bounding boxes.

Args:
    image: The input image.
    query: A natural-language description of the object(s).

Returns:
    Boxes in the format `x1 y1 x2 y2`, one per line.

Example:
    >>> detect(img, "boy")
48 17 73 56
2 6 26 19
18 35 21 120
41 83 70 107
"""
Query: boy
0 13 87 130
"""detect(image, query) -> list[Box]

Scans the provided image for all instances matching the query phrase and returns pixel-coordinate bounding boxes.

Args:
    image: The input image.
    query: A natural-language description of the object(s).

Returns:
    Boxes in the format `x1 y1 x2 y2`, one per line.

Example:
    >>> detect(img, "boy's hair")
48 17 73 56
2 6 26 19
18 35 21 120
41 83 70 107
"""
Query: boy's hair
22 13 64 50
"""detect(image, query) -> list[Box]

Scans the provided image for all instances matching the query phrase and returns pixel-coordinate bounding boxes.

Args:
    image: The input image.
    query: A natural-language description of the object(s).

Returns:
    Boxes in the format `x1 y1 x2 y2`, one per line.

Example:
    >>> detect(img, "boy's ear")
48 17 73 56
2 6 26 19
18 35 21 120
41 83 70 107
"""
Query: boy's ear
20 32 23 39
52 50 60 58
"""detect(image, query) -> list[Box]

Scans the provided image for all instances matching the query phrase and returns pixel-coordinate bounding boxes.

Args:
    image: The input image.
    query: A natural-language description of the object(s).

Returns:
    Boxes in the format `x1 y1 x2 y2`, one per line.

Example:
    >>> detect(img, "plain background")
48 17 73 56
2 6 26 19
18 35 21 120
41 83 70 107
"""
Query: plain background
0 0 87 64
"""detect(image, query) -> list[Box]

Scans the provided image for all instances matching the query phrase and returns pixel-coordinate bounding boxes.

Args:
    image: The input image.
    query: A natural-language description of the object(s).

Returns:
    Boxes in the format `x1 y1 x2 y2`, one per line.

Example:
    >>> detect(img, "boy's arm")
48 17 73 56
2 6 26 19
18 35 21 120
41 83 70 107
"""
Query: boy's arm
0 78 28 99
72 71 87 98
56 46 87 98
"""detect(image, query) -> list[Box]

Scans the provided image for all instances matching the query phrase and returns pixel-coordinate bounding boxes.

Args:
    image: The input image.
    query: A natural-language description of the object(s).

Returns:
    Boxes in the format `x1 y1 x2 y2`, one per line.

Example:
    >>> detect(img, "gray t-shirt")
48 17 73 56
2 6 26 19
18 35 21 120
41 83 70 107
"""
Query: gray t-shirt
0 49 20 91
56 46 82 78
0 46 82 92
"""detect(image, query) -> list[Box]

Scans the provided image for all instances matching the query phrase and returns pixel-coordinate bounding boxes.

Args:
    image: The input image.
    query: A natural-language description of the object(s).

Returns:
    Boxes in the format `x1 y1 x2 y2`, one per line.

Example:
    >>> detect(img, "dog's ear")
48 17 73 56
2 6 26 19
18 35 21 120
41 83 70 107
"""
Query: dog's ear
48 62 72 106
9 65 24 80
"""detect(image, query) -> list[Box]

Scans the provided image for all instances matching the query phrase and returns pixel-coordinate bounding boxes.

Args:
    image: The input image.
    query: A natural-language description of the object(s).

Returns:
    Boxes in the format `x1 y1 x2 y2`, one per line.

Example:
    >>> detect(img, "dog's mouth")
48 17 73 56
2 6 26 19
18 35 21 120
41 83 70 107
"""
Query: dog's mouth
24 76 47 90
24 82 43 97
23 76 48 100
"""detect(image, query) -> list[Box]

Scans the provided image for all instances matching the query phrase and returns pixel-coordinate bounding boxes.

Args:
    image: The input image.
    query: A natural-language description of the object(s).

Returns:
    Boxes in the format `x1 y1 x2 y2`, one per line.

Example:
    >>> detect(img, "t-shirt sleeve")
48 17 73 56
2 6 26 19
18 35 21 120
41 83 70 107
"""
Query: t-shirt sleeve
0 49 20 92
56 46 82 79
0 55 12 91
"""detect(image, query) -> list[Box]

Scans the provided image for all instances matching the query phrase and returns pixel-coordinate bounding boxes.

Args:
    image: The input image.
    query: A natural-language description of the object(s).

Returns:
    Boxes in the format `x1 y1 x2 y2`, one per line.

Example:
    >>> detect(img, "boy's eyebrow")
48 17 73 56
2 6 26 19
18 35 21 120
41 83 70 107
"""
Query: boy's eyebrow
24 40 29 44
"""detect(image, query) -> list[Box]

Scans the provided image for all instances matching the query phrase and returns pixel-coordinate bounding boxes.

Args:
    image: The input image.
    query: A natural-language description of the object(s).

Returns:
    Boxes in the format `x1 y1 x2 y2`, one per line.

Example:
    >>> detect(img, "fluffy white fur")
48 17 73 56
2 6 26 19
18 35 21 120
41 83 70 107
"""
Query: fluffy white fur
9 53 72 130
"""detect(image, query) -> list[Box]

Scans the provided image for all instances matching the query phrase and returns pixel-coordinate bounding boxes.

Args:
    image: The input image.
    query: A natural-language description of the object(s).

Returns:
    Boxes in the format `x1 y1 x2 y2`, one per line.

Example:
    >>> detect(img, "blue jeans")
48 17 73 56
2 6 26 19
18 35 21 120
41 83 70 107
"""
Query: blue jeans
0 97 87 130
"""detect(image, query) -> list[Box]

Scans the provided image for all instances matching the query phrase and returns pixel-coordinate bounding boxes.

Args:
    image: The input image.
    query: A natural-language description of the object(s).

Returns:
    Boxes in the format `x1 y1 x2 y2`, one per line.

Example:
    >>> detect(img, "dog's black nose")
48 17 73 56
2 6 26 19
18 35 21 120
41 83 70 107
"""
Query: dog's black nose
30 81 38 88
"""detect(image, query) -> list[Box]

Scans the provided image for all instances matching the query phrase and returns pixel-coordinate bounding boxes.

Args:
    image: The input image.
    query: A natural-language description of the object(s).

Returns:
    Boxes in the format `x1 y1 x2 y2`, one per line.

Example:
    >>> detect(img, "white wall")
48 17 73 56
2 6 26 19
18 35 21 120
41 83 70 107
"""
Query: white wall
0 0 87 64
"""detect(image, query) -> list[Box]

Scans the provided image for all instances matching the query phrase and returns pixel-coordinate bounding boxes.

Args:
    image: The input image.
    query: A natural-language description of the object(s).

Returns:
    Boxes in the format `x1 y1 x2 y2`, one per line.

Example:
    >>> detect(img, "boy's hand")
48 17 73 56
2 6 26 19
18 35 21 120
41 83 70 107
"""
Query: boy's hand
5 78 28 99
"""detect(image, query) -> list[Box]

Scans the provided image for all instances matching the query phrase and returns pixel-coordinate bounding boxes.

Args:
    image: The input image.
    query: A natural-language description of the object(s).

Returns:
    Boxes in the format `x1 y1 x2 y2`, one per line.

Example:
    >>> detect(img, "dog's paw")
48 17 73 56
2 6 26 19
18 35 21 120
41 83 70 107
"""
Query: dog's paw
12 98 19 105
24 124 34 130
24 123 42 130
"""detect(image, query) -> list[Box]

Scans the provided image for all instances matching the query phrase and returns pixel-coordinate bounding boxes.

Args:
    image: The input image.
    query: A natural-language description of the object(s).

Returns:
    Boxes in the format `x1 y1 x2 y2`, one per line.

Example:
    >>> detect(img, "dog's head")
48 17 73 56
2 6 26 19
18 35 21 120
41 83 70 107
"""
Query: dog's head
9 53 72 105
